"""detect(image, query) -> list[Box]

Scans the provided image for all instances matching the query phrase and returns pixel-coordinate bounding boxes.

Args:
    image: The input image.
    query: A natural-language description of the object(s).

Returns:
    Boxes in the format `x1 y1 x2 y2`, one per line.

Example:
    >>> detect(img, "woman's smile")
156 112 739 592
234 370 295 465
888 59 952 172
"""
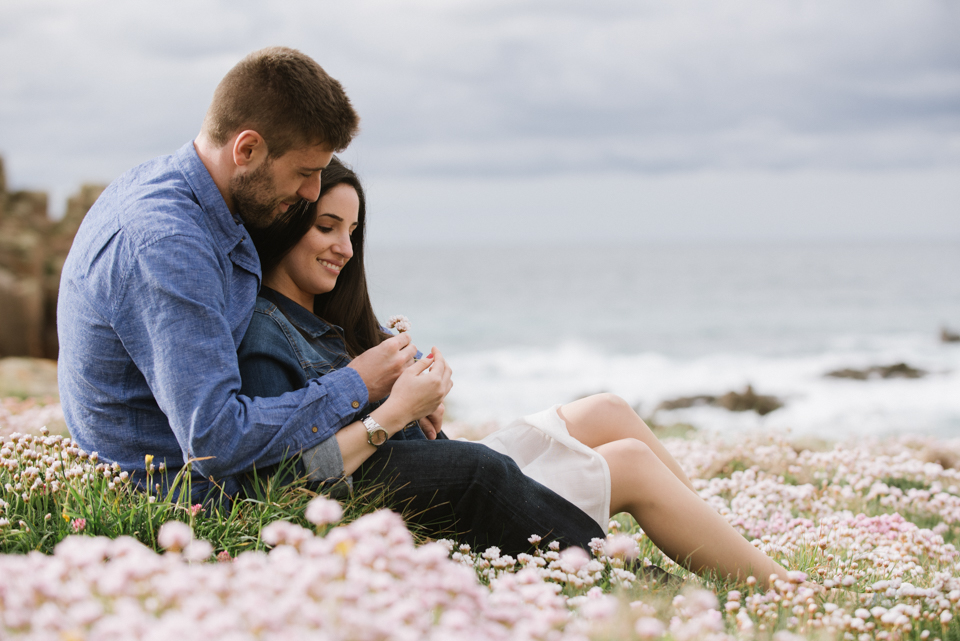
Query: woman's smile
318 258 344 274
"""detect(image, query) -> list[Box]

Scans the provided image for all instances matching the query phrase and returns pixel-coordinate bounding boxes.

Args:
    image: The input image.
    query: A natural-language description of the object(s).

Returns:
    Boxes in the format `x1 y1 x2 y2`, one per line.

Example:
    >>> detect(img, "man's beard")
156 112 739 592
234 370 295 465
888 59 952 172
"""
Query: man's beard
230 159 287 230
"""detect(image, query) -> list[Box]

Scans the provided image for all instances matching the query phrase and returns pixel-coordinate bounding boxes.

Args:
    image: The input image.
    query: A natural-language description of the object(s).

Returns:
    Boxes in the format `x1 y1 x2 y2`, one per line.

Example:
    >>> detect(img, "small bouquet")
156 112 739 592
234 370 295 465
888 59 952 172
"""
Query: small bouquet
387 315 411 333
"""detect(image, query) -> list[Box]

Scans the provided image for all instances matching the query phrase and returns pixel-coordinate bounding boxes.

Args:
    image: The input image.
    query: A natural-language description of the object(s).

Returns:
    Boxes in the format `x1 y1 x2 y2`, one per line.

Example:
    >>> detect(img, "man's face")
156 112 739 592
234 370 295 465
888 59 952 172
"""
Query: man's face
230 144 334 229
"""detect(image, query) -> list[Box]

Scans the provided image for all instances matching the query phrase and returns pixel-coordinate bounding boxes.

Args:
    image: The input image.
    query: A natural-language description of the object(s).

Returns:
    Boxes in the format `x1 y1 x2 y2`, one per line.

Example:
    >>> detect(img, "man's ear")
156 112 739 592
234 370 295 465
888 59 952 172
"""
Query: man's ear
232 130 267 168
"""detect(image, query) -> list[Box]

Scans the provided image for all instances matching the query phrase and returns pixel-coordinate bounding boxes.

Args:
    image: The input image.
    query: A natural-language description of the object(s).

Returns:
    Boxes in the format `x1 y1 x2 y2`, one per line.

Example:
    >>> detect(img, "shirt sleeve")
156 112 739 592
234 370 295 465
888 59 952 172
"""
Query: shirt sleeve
112 233 368 480
238 306 353 486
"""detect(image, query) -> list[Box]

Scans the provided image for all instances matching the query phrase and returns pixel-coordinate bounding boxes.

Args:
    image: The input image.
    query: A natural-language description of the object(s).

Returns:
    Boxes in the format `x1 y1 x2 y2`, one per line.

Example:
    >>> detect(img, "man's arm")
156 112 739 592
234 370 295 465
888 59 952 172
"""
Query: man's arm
112 234 368 479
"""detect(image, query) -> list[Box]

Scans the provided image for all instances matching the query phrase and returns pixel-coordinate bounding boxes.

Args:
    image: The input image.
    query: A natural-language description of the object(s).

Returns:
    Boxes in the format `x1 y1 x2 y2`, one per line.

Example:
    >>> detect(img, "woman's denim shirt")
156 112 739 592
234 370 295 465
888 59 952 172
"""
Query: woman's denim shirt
237 288 424 487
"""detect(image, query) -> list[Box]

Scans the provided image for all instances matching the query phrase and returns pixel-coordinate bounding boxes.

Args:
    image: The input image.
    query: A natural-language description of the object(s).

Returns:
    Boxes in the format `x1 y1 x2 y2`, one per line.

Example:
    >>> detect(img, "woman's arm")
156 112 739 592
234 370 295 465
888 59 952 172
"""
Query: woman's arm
338 348 452 474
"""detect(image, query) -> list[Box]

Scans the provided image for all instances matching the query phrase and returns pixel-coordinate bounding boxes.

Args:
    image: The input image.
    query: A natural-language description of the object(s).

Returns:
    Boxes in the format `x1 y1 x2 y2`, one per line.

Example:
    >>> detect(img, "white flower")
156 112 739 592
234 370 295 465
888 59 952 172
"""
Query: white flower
602 534 639 561
635 617 666 639
261 520 312 549
157 520 193 552
183 539 213 563
304 495 343 527
387 315 411 333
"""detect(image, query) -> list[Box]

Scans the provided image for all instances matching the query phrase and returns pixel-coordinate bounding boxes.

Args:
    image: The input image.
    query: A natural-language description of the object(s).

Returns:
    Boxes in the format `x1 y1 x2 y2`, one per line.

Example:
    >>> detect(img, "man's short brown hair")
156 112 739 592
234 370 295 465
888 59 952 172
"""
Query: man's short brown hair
202 47 359 156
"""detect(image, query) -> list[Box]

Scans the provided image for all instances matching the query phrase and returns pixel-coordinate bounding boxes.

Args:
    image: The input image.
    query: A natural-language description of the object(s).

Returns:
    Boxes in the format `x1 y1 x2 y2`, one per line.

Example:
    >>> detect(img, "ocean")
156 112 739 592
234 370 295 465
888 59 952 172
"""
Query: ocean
365 241 960 439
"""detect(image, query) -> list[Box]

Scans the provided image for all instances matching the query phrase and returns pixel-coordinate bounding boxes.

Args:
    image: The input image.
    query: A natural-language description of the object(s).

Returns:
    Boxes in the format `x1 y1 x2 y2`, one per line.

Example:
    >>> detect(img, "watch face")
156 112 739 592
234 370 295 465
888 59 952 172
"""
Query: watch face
363 416 389 447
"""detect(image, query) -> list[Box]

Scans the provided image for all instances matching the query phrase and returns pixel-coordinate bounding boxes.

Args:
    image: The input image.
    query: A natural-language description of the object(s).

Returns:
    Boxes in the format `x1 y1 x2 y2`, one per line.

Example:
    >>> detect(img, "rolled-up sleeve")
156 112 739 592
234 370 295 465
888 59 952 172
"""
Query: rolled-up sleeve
112 233 368 480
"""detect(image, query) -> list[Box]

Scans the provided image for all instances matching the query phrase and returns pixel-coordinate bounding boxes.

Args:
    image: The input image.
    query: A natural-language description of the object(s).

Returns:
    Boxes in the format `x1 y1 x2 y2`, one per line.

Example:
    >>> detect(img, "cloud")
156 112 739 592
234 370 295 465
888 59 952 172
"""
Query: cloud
0 0 956 237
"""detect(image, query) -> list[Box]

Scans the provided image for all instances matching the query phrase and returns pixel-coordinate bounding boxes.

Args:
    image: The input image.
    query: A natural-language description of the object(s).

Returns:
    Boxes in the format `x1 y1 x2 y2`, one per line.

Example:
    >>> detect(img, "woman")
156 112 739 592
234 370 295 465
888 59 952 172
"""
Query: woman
238 158 789 588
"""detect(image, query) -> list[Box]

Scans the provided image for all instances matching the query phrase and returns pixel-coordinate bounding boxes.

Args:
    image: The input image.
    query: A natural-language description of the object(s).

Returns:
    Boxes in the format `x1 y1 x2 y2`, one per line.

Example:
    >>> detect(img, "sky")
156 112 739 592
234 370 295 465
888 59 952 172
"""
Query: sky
1 0 958 245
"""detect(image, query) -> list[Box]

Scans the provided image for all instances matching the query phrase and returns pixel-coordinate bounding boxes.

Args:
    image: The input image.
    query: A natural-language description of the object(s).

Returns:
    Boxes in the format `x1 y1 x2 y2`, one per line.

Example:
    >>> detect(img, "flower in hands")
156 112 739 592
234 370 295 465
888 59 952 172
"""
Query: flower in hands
387 315 411 333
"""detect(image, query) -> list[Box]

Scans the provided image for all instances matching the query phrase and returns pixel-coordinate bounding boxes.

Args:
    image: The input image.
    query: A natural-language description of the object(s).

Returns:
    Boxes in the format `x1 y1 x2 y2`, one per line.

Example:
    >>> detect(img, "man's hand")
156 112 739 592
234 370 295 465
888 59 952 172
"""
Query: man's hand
419 402 445 440
347 333 418 401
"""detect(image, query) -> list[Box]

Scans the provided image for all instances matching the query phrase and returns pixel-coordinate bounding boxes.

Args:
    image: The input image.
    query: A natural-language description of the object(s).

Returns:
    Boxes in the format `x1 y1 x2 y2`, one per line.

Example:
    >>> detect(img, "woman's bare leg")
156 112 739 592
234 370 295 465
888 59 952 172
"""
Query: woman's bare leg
598 437 788 589
558 393 697 493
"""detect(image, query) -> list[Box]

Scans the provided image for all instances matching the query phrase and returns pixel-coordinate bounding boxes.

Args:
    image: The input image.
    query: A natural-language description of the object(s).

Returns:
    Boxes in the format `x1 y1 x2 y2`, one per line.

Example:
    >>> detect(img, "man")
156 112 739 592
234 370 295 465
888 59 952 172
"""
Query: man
58 47 604 554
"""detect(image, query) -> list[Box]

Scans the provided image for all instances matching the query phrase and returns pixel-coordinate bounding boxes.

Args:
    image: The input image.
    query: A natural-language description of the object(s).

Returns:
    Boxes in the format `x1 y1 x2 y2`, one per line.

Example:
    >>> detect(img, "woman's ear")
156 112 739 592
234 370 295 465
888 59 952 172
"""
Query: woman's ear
232 130 267 168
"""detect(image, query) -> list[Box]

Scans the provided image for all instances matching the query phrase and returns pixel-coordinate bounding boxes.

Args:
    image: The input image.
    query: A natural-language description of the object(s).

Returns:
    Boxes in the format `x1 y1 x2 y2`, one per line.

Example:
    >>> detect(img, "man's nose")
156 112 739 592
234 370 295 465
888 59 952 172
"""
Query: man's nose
297 172 322 202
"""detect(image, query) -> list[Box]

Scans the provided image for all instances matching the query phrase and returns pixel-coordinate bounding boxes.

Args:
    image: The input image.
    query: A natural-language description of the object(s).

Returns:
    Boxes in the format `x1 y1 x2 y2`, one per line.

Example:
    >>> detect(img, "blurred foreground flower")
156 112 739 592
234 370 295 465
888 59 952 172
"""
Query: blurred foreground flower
305 494 343 527
157 520 192 552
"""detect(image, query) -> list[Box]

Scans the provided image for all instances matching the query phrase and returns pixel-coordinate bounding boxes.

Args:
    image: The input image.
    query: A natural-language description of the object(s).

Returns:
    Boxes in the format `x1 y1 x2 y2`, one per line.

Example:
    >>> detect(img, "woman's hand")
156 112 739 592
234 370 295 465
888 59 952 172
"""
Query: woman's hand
419 402 445 440
347 333 418 401
375 348 452 430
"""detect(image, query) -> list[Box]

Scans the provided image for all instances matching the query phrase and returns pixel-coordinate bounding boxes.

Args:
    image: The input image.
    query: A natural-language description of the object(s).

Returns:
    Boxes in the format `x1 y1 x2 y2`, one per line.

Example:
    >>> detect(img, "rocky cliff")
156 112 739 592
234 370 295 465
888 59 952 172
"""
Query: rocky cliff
0 156 105 359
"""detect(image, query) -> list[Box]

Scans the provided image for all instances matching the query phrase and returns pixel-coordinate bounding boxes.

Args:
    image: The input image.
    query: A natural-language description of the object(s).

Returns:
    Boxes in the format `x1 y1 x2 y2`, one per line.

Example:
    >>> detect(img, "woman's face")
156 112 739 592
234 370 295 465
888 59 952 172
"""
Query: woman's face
269 183 359 307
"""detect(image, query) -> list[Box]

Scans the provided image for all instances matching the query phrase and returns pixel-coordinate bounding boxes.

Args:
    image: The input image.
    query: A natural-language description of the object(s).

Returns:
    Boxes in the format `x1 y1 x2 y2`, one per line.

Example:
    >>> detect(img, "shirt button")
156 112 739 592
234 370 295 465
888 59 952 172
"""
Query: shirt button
311 426 318 433
351 401 360 409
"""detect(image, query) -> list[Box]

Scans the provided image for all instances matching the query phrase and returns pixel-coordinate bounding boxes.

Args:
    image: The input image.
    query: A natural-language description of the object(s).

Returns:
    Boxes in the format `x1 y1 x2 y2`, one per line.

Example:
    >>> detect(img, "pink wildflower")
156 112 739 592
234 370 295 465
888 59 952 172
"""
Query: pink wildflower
71 518 86 533
157 520 193 552
635 617 666 639
190 503 203 517
558 546 590 573
603 534 639 561
304 495 343 527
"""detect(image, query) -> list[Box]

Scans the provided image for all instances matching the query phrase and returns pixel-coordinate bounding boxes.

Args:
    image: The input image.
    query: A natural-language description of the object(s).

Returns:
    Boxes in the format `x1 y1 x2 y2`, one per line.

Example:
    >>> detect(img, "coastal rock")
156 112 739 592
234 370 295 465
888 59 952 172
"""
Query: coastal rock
656 385 783 416
715 385 784 415
942 327 960 343
0 357 59 399
656 394 717 411
825 362 927 380
0 155 105 359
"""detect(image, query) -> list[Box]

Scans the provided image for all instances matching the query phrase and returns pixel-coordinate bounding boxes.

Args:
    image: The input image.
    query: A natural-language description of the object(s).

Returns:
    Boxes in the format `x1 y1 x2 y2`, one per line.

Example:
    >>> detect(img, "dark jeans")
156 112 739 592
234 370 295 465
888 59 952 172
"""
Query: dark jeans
355 425 606 556
187 424 604 556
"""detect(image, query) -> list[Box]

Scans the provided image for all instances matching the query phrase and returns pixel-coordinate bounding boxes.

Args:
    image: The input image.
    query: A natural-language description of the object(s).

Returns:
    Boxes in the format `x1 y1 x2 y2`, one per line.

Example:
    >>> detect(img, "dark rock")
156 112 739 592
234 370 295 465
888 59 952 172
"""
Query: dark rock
656 385 783 416
825 362 927 380
715 385 784 415
0 155 105 359
942 327 960 343
655 395 716 411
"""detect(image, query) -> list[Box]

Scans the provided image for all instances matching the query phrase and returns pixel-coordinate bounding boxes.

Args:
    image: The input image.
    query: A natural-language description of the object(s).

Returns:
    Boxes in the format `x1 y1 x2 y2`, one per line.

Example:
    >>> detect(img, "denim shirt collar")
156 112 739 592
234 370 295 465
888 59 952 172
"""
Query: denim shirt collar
260 287 343 340
173 141 261 281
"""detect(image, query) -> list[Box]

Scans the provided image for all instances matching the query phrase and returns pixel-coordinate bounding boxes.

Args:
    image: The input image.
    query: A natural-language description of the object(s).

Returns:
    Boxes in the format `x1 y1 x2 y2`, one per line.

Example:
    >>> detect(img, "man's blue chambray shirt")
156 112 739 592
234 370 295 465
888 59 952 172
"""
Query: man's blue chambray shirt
57 141 369 494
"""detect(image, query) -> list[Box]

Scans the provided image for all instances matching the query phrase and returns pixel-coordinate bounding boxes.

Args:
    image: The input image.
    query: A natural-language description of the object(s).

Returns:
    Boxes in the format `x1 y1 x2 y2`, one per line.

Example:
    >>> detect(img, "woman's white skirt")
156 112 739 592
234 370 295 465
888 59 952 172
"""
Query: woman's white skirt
478 404 612 529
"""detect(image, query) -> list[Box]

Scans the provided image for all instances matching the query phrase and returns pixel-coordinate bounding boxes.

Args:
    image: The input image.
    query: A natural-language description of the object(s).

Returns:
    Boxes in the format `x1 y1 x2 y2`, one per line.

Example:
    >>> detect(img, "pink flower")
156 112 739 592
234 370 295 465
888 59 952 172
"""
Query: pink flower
157 520 193 552
304 495 343 527
183 539 213 563
603 534 639 561
71 518 86 533
261 520 312 549
216 550 232 563
191 503 203 517
558 547 590 573
635 617 666 639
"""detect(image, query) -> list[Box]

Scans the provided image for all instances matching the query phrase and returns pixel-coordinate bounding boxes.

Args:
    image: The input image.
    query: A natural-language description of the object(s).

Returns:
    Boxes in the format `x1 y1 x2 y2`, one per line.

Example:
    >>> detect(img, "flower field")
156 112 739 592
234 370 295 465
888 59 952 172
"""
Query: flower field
3 402 960 640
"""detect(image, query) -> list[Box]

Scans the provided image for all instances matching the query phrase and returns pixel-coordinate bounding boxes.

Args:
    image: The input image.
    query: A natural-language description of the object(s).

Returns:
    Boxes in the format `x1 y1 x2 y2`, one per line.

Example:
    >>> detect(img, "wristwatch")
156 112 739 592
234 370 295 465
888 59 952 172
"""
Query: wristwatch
361 415 388 447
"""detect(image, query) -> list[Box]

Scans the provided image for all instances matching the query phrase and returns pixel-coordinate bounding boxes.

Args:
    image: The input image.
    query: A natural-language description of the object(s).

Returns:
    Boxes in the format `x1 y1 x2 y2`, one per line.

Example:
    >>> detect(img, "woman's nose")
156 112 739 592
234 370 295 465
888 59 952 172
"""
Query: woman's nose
336 234 354 259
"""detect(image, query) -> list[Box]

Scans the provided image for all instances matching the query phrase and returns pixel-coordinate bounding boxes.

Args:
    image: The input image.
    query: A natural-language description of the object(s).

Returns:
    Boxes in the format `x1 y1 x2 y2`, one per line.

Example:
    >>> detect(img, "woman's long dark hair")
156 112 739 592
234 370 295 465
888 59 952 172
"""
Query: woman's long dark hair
249 157 389 357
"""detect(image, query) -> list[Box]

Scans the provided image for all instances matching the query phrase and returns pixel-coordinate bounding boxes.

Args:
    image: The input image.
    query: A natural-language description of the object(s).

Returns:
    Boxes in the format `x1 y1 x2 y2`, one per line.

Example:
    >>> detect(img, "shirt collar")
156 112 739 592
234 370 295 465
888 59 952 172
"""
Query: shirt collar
173 141 260 277
261 287 342 339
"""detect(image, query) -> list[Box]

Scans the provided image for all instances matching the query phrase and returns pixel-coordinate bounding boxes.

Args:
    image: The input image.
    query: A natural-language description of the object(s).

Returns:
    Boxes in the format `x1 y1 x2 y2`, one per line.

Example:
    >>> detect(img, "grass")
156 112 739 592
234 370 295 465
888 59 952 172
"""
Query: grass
5 422 960 640
0 430 392 557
